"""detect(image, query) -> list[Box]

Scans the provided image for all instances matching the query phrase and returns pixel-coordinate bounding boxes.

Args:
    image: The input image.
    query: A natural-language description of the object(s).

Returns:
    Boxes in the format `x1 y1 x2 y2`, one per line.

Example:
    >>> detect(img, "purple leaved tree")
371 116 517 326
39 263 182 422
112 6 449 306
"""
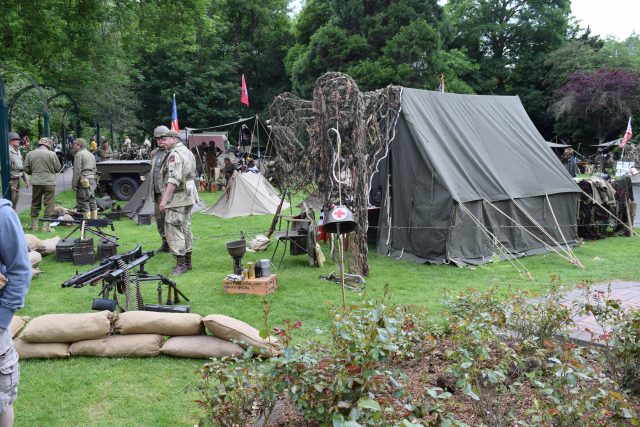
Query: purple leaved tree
552 69 640 143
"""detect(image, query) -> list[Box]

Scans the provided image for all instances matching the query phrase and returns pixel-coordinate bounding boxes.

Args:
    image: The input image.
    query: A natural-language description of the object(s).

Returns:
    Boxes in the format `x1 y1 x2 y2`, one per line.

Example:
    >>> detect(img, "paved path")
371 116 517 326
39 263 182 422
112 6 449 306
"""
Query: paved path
15 167 74 214
557 280 640 344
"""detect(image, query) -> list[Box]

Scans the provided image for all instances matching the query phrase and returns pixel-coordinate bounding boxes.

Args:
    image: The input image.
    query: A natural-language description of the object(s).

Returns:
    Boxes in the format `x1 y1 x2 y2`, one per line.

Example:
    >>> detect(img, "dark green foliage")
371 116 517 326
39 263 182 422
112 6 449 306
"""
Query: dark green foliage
289 0 448 96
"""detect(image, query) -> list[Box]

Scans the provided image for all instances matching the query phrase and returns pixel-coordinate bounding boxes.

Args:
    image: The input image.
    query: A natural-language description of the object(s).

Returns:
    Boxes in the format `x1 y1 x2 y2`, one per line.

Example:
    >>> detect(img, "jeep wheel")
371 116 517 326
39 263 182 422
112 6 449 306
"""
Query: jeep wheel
112 176 139 201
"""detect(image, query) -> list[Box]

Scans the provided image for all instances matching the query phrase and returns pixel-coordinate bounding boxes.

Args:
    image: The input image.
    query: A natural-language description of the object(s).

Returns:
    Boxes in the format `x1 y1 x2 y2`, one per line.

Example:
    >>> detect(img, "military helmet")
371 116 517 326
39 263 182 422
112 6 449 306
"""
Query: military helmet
154 125 170 138
7 132 20 142
38 137 52 148
164 129 179 138
99 135 107 143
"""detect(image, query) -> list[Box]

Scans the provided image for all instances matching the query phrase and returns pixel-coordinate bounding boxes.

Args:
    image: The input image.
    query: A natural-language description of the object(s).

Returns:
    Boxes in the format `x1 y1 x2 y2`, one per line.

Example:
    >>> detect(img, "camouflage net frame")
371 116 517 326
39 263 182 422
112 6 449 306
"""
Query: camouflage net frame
268 72 402 276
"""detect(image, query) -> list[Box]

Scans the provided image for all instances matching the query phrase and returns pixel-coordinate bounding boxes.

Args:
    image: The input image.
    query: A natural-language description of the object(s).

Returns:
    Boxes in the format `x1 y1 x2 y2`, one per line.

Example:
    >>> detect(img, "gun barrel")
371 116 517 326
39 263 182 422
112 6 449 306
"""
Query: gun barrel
39 217 114 228
61 245 144 288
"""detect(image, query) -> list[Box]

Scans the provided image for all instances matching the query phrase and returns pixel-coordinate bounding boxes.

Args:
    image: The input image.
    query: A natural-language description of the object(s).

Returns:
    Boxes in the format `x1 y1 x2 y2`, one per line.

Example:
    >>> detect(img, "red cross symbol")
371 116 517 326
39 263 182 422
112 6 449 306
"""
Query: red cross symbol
332 208 347 220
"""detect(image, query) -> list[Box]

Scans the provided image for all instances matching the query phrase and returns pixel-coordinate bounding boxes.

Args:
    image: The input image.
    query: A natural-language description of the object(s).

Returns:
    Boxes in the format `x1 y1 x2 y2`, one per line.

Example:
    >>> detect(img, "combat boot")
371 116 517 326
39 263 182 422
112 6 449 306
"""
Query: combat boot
157 238 170 253
83 211 91 219
91 210 98 219
185 251 193 271
30 217 38 231
171 255 188 275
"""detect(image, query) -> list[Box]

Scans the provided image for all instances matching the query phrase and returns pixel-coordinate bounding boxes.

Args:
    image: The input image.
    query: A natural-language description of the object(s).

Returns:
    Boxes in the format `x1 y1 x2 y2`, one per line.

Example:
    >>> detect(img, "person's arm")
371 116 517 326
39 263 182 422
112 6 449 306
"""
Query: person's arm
159 151 184 212
72 153 82 190
0 208 31 329
23 153 32 176
159 183 176 212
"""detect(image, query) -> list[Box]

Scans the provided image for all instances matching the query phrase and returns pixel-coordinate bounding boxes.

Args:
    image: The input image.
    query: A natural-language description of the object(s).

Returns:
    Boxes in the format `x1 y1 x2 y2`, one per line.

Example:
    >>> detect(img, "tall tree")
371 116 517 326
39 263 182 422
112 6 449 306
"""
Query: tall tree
551 69 640 143
445 0 570 132
289 0 448 96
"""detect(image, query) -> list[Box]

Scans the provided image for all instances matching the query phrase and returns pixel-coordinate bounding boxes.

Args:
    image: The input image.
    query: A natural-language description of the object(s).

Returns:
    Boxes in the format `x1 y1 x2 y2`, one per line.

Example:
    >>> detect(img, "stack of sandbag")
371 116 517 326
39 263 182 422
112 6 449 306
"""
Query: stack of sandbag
24 234 61 277
12 311 280 360
14 311 115 359
202 314 281 358
24 234 61 255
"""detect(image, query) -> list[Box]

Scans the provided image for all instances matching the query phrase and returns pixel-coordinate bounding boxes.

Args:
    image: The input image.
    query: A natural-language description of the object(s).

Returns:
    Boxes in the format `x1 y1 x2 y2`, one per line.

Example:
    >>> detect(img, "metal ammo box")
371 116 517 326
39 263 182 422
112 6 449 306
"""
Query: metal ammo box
73 238 95 266
97 238 118 260
55 238 76 263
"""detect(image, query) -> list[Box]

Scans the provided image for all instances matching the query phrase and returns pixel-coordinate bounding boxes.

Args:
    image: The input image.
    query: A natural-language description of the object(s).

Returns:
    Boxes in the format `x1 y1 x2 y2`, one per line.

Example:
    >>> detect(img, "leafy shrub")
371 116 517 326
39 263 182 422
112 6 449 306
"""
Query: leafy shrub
506 278 574 345
193 356 276 427
579 285 640 395
443 284 638 426
270 286 429 425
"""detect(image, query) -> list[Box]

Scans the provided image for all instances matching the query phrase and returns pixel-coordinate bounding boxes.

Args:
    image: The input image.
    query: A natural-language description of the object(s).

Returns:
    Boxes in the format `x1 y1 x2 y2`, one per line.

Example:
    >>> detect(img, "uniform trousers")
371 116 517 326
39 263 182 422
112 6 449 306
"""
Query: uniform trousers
30 185 55 218
164 205 193 256
9 180 19 210
75 178 97 212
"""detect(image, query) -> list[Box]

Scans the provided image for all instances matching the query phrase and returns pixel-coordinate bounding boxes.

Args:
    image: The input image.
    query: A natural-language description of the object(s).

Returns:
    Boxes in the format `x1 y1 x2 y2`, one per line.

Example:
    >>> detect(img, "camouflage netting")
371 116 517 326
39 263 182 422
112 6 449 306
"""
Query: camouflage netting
268 72 402 276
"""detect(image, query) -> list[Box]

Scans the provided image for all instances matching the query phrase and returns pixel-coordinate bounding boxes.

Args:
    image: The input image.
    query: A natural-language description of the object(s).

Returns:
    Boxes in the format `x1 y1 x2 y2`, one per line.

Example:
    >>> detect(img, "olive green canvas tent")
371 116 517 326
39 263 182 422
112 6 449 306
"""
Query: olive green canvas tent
370 88 581 266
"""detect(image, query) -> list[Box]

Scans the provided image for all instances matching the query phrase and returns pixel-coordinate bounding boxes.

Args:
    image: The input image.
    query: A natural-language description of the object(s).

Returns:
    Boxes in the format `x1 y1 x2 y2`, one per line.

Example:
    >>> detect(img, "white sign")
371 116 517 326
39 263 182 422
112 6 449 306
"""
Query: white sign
616 161 634 176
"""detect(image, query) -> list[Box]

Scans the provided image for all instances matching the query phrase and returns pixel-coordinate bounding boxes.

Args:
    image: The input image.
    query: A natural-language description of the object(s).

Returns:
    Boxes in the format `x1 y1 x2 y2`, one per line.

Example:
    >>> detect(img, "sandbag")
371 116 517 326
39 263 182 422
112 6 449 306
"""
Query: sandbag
160 335 244 359
20 311 115 343
114 311 203 336
69 334 162 358
14 339 70 359
38 236 61 255
9 315 29 338
31 267 41 277
24 234 41 252
203 314 280 357
28 251 42 267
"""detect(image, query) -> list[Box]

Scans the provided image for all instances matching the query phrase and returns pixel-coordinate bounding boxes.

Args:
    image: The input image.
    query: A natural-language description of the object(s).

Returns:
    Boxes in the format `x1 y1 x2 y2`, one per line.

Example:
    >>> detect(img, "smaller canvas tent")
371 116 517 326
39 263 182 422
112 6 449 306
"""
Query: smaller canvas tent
201 171 289 218
121 179 207 223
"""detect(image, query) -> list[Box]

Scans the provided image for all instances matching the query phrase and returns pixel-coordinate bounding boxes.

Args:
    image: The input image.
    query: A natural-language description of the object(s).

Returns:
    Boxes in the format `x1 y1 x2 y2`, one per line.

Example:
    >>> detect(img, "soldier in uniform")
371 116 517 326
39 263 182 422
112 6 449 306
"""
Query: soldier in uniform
157 127 197 275
149 126 171 253
8 132 29 210
23 138 60 232
72 139 98 219
95 136 113 162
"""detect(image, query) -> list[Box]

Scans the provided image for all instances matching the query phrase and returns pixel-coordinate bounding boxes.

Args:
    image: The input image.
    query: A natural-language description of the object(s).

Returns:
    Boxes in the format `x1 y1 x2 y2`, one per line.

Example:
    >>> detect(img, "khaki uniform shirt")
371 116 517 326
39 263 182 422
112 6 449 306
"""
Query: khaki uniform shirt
24 147 61 186
9 146 27 181
72 148 97 188
96 145 113 162
162 142 197 208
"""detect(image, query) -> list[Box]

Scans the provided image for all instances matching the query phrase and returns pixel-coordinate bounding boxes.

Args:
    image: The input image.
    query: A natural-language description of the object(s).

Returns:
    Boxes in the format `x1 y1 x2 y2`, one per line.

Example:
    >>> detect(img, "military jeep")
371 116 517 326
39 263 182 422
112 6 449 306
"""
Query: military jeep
96 160 151 201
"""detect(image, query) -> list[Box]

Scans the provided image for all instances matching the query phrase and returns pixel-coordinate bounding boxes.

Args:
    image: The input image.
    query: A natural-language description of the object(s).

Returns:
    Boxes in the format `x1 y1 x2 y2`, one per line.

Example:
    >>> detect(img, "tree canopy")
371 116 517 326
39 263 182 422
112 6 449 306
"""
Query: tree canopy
0 0 638 147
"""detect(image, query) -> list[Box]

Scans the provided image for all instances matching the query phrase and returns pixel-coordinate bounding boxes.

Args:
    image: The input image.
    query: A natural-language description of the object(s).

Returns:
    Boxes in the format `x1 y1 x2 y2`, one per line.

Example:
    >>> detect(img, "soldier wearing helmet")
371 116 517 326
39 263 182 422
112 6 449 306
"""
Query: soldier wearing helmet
7 132 29 210
23 137 60 231
157 127 197 275
149 126 172 253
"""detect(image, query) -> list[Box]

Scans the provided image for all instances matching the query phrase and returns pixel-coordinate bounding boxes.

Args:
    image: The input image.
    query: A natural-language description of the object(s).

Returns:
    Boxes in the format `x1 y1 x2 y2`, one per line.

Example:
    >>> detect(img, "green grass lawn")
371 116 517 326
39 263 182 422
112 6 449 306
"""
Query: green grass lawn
14 190 640 426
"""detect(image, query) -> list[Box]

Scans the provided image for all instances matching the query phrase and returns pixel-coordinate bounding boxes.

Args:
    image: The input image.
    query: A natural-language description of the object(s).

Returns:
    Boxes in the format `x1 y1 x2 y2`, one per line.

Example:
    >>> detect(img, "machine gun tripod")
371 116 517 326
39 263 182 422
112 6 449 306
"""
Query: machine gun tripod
39 217 119 243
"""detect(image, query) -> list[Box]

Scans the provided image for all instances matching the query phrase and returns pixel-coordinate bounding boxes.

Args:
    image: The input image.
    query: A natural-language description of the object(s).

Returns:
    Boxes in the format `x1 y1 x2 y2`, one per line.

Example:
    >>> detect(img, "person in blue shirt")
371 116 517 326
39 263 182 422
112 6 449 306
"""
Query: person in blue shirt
0 199 32 426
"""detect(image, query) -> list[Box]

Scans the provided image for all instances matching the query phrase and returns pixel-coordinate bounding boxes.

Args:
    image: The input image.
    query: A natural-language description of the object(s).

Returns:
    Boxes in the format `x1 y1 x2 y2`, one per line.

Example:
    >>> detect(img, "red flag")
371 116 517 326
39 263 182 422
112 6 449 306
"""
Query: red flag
619 117 632 148
171 94 180 132
241 74 249 107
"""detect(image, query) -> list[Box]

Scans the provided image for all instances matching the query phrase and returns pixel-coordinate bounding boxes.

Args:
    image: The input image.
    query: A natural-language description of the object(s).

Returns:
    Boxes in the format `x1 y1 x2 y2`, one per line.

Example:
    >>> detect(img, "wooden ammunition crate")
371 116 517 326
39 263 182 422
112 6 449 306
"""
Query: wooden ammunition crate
223 274 278 295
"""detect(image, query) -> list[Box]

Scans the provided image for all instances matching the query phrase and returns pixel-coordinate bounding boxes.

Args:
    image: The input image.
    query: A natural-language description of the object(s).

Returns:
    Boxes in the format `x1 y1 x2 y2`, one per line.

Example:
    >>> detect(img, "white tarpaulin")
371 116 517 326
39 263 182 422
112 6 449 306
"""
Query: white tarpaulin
201 171 289 218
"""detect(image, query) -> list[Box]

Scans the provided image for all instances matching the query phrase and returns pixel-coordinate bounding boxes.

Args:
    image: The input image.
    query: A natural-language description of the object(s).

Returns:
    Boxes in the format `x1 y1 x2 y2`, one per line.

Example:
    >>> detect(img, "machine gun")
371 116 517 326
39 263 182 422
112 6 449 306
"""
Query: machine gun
40 217 118 243
61 245 149 288
62 245 190 313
